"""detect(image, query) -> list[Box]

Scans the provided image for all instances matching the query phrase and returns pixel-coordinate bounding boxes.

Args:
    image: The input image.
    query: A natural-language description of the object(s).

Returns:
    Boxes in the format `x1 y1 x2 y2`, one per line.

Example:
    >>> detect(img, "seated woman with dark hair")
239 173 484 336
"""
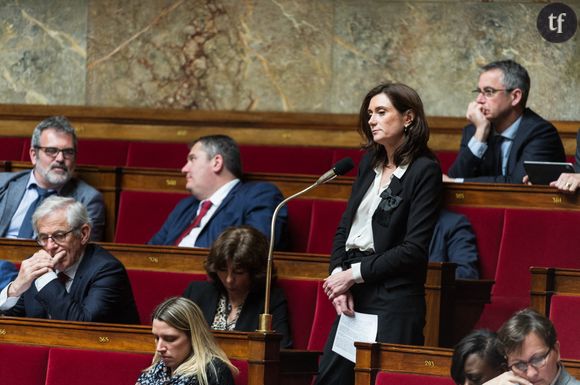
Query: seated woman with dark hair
451 329 506 385
182 225 292 348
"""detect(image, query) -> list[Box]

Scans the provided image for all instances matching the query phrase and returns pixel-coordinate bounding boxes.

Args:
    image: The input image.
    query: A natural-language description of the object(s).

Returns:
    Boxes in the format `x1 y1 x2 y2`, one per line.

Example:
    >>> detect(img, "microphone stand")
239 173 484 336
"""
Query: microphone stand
258 174 340 332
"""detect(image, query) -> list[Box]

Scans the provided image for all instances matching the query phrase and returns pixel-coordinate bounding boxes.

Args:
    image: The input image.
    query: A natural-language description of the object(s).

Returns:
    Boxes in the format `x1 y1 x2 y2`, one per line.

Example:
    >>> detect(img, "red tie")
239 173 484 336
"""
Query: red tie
174 200 213 246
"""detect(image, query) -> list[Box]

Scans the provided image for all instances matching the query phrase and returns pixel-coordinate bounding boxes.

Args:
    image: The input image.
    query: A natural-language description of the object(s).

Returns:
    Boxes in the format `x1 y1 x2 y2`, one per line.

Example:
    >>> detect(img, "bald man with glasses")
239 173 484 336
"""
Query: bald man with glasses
0 116 105 241
0 196 139 324
484 308 579 385
444 60 565 184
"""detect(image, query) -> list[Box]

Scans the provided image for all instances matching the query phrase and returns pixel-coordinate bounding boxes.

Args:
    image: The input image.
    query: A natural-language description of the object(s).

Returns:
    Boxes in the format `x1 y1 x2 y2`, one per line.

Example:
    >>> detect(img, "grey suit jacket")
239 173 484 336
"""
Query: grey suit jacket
0 170 105 241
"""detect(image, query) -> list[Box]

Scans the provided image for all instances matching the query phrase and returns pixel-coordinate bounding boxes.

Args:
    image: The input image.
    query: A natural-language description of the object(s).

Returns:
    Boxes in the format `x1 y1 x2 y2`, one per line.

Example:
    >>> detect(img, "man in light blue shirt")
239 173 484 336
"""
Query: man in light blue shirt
444 60 565 184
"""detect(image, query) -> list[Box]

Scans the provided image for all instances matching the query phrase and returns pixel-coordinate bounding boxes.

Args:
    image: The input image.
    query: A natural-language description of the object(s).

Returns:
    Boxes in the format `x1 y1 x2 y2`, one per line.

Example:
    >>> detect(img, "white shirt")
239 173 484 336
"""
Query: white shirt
0 252 84 311
337 164 408 283
178 179 241 247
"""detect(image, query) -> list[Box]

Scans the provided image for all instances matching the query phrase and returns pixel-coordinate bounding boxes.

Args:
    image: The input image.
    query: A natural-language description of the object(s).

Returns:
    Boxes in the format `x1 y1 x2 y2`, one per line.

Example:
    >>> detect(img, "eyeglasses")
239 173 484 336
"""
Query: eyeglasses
35 146 76 159
472 87 514 98
36 228 78 246
508 347 552 373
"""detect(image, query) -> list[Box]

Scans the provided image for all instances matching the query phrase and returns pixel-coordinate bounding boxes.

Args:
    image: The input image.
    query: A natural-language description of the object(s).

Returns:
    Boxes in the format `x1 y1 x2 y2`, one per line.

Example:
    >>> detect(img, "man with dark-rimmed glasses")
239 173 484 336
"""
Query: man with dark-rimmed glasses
0 196 139 323
0 116 105 240
483 308 579 385
444 59 565 184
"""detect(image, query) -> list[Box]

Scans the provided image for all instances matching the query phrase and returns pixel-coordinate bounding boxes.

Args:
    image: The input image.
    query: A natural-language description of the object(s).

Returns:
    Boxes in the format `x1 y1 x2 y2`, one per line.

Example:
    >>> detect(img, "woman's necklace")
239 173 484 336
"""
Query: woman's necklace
225 299 244 329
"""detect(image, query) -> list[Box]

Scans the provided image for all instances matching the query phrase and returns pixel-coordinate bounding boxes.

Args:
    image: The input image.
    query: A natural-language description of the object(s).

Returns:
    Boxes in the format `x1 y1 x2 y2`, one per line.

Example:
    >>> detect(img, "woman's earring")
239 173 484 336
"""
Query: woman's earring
404 124 409 135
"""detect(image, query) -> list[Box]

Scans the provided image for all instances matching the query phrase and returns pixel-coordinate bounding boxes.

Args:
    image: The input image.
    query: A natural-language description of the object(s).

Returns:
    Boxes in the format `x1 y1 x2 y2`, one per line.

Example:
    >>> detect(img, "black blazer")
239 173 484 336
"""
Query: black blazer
3 244 140 324
182 281 292 348
448 108 565 183
330 152 442 293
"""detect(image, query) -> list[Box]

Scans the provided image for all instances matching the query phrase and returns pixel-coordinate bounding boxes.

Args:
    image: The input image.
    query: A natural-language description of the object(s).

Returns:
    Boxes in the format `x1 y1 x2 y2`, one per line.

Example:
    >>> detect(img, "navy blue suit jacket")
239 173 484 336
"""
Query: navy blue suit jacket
0 260 17 291
1 244 139 324
148 181 287 249
448 108 565 183
428 209 480 279
183 281 292 348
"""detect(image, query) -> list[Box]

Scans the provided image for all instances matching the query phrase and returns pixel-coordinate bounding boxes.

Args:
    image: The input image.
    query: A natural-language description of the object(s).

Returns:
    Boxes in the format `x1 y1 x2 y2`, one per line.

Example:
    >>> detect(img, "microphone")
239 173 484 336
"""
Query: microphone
315 157 356 185
258 158 355 333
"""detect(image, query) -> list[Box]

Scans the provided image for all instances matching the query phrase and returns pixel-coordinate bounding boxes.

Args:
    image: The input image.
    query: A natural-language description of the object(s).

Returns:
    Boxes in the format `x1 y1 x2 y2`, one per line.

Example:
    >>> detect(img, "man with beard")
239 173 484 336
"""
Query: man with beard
444 60 565 184
0 116 105 241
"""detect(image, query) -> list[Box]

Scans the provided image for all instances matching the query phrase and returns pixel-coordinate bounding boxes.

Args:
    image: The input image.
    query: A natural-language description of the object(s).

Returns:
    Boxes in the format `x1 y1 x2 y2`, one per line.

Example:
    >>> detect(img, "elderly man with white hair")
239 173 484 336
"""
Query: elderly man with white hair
0 196 138 324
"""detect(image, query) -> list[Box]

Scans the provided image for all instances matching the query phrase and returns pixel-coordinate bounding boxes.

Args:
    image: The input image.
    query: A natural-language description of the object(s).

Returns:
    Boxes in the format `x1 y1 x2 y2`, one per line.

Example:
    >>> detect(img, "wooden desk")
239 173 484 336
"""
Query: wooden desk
120 166 353 201
120 168 580 211
444 182 580 211
353 342 580 385
0 239 491 348
0 104 577 152
0 317 318 385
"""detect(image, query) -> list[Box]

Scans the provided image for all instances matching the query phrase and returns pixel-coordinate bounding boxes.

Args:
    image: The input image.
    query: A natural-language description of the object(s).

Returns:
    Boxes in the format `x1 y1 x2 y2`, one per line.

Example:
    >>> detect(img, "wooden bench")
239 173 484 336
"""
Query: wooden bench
0 317 318 385
0 104 577 154
6 161 580 246
0 238 492 348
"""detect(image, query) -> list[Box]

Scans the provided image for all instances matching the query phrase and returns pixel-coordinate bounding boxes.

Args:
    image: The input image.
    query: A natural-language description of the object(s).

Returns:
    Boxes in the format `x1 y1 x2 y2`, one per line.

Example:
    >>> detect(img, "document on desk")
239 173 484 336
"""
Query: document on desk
332 311 378 363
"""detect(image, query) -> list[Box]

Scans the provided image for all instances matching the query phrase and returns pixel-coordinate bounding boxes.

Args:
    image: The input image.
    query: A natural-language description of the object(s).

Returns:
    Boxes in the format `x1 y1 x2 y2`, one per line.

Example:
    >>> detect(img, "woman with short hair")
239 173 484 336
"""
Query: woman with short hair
183 225 292 348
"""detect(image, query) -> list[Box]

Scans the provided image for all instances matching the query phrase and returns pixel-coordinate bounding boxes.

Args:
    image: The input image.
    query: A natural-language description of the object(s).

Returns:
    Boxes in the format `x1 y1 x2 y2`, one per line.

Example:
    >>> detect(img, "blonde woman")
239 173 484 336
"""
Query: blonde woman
136 297 237 385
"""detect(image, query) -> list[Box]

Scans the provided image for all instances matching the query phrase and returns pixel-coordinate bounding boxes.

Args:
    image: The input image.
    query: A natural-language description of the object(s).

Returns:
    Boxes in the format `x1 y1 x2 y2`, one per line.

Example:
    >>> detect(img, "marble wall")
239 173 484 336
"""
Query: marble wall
1 0 578 120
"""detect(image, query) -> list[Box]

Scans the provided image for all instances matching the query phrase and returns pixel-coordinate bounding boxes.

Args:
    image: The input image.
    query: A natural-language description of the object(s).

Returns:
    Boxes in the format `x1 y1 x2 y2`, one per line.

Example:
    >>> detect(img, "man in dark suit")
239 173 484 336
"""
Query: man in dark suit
0 116 105 241
445 60 565 184
148 135 287 249
0 196 139 324
429 209 479 279
548 129 580 193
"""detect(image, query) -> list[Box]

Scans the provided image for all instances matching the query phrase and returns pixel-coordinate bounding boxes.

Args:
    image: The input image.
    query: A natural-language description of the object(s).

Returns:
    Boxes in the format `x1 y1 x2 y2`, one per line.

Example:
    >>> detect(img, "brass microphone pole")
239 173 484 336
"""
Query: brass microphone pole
258 157 354 332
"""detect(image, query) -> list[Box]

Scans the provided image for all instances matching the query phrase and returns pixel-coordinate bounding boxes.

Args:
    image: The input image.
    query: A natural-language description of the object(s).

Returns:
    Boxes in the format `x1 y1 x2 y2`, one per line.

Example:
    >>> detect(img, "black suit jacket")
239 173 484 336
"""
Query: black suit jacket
331 152 442 294
448 108 566 183
575 129 580 173
2 244 139 324
182 281 292 348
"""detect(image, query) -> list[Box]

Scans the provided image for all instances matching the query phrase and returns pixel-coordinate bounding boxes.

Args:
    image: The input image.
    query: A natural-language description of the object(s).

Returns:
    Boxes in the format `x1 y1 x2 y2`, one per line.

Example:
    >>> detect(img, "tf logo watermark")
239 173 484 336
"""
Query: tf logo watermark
537 2 577 43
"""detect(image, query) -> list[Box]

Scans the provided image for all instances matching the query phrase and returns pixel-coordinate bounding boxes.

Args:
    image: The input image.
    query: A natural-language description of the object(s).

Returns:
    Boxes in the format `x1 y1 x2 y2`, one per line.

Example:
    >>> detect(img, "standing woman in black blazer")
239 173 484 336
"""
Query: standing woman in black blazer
316 83 443 385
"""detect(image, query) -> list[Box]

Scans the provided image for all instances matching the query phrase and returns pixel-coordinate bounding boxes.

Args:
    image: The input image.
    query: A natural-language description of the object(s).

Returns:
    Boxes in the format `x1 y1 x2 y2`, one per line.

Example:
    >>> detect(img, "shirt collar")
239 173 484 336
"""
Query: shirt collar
496 114 522 141
206 179 240 207
393 163 409 179
27 171 57 193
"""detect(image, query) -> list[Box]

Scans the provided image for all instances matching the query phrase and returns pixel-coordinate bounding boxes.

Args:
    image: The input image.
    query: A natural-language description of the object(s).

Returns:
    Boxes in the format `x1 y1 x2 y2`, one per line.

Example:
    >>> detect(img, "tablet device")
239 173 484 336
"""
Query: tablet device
524 161 575 185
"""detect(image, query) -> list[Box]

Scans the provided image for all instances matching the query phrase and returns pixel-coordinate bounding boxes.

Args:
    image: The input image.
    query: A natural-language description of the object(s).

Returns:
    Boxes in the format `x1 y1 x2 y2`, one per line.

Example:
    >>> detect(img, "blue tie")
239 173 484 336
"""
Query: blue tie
17 186 55 239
